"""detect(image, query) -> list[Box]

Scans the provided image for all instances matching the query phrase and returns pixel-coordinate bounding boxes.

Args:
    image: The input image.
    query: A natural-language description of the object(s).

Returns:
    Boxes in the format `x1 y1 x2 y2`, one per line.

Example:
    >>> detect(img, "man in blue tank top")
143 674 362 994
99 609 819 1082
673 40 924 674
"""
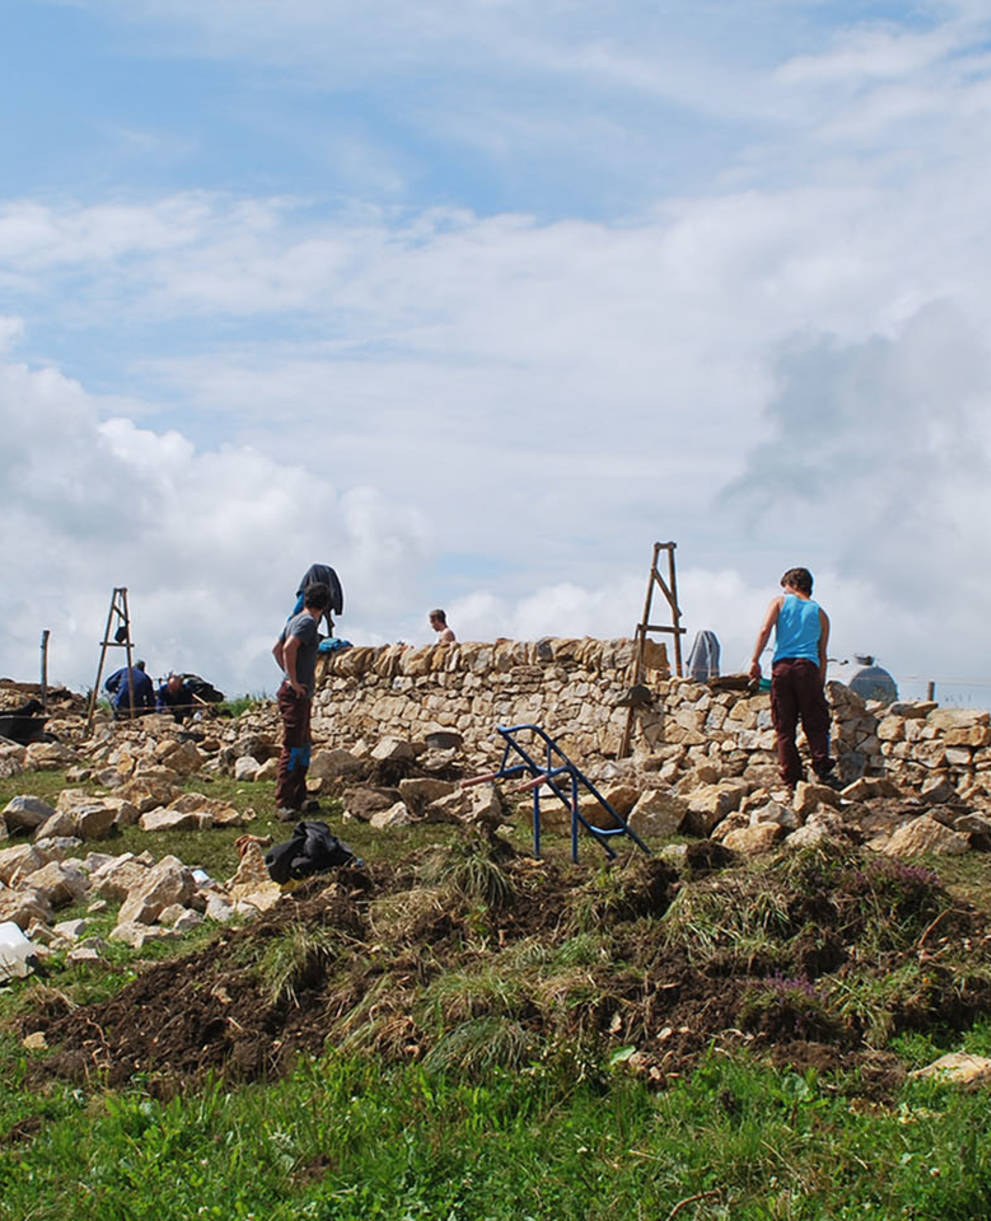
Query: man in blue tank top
749 567 839 790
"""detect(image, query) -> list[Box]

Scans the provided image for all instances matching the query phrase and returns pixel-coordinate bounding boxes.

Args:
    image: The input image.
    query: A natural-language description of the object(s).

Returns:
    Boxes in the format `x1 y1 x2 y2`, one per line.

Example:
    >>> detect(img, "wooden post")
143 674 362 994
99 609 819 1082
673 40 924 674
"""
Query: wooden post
926 681 935 701
39 630 50 712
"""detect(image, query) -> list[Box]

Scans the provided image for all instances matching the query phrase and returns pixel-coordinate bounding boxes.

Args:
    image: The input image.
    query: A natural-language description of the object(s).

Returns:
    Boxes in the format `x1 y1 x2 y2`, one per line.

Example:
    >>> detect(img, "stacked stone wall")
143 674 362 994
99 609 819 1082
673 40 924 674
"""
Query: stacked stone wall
313 638 990 800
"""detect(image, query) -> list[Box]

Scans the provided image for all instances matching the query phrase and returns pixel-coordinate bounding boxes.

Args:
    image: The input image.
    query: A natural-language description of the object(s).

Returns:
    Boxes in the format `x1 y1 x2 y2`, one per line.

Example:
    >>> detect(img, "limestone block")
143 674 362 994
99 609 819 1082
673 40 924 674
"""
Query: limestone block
0 742 26 778
398 778 456 814
710 812 748 841
168 793 243 825
945 747 974 768
256 758 279 781
75 803 119 841
89 854 150 901
118 856 196 925
919 774 957 804
785 823 840 850
34 810 77 841
793 782 842 817
22 861 89 908
888 701 936 719
0 887 52 930
0 843 43 885
369 802 415 829
909 1053 991 1085
116 776 181 813
234 756 261 781
685 783 747 834
309 748 367 780
877 717 905 742
627 790 688 838
24 742 79 770
139 808 212 833
840 776 901 802
721 823 782 854
370 737 416 763
2 795 56 832
109 922 182 949
343 786 401 821
53 918 88 941
205 893 236 922
883 816 969 858
749 801 799 831
927 708 990 732
913 741 947 769
955 812 991 849
157 741 206 776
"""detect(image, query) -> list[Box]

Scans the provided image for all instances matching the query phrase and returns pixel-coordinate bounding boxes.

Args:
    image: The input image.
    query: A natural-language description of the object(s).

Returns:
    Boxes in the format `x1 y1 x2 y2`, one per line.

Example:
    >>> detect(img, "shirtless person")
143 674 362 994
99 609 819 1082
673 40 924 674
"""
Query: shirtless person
429 608 456 644
749 567 839 790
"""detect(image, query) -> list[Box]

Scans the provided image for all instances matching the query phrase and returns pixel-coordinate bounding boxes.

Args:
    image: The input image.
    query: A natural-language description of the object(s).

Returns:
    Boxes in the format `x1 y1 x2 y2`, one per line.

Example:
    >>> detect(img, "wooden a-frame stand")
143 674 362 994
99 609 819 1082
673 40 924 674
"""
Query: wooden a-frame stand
86 587 136 731
619 541 686 758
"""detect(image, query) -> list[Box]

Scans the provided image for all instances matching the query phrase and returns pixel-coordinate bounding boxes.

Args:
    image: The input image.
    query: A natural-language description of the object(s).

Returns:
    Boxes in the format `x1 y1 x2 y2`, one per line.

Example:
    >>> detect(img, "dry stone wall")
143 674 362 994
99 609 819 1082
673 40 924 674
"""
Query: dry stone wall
314 638 991 802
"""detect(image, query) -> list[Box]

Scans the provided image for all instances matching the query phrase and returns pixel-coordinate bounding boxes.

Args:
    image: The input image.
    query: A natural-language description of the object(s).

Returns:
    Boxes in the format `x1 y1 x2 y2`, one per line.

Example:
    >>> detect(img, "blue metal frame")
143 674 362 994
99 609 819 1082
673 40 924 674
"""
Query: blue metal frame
491 723 651 863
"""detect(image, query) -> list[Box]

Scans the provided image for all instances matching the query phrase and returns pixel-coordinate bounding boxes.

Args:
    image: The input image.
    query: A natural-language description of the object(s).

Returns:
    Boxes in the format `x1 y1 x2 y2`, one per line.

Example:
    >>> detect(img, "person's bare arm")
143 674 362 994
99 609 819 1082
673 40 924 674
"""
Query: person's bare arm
749 597 783 679
272 637 285 670
818 609 830 685
281 635 305 696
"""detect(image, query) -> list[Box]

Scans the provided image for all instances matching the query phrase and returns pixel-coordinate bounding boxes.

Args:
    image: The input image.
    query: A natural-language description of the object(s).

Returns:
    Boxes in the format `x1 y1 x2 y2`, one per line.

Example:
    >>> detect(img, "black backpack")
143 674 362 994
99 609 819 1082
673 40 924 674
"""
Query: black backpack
264 820 357 884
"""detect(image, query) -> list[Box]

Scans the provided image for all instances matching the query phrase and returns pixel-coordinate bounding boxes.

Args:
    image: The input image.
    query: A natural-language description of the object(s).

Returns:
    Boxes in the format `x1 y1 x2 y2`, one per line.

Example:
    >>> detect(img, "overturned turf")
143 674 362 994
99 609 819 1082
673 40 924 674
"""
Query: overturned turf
22 838 991 1097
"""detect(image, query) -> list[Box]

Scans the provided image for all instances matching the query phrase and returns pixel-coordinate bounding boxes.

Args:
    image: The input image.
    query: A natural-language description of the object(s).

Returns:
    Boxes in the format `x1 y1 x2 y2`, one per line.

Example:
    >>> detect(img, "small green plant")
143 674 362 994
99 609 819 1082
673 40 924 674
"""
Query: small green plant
422 1016 536 1076
257 924 341 1006
418 838 515 909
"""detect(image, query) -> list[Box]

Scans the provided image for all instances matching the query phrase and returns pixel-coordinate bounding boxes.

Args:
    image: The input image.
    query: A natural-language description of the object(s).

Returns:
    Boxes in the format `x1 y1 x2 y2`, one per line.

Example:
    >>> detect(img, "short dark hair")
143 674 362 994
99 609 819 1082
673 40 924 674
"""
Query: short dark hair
429 608 447 624
780 567 813 595
304 582 332 610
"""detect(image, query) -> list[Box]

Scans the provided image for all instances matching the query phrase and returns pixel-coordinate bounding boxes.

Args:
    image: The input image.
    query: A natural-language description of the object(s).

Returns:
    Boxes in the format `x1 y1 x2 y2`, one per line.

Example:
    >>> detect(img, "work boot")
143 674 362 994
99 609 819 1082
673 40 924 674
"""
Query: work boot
816 772 844 792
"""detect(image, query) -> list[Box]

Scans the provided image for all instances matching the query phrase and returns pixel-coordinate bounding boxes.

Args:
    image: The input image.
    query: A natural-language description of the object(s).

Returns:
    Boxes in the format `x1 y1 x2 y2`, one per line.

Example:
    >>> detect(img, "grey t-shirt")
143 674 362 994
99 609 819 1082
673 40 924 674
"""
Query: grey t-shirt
280 610 321 695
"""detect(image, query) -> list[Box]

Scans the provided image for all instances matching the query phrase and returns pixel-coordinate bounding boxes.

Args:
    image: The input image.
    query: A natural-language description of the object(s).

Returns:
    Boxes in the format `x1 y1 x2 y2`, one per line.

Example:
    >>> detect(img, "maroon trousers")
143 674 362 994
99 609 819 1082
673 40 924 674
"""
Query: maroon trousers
275 680 312 812
770 658 833 787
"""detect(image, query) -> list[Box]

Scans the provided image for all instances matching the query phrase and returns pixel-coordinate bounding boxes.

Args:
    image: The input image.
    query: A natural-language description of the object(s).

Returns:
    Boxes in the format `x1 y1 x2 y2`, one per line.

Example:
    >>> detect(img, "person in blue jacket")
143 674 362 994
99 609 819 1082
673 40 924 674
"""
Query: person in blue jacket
749 567 840 790
156 673 196 723
104 660 155 719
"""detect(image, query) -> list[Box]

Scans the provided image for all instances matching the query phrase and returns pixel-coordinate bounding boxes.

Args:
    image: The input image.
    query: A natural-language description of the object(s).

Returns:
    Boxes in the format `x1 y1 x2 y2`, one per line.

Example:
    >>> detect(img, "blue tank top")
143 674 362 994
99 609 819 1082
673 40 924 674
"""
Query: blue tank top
773 594 822 663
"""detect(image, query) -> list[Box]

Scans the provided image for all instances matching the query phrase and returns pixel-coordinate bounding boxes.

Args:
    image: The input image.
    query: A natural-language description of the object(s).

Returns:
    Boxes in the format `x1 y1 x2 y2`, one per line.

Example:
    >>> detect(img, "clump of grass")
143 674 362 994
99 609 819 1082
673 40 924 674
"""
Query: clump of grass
420 964 526 1025
739 973 841 1042
421 1016 536 1076
566 858 674 933
368 886 446 942
257 924 340 1006
418 838 516 909
660 875 794 969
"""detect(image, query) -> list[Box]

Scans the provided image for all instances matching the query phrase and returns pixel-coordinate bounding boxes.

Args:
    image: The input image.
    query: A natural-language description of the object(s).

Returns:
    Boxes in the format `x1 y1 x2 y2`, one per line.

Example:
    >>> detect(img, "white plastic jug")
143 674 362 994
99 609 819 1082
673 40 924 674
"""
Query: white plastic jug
0 921 35 981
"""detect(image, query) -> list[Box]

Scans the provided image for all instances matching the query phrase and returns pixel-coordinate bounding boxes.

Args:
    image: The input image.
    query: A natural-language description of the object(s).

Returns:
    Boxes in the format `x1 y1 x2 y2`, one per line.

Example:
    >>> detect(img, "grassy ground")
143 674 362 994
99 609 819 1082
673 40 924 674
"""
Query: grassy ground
5 768 991 1218
2 1034 991 1220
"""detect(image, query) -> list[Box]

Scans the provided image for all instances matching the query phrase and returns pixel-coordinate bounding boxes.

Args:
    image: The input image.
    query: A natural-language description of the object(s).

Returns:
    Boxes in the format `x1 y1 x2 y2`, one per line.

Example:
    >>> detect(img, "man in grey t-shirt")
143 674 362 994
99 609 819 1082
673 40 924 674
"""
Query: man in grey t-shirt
272 582 332 818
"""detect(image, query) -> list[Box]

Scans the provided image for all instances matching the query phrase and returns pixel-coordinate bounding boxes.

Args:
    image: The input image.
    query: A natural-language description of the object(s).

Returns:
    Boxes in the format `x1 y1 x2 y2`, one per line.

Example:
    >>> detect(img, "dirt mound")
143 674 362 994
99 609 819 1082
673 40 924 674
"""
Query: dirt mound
23 840 991 1097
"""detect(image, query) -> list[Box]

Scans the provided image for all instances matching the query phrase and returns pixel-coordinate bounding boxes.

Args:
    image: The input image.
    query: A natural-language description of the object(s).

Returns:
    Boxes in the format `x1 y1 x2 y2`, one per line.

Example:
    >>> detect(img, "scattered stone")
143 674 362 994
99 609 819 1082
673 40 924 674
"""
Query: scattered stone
2 795 56 832
370 737 416 764
793 781 842 817
139 808 212 833
117 855 195 925
909 1053 991 1086
53 918 88 941
234 756 261 781
370 801 416 829
23 861 89 908
721 823 783 854
627 790 688 838
883 816 970 858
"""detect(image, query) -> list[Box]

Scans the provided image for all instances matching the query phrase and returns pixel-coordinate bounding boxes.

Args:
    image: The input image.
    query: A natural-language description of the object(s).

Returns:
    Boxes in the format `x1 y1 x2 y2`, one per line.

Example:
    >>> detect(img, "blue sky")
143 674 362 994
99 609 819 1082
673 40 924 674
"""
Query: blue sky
3 0 991 705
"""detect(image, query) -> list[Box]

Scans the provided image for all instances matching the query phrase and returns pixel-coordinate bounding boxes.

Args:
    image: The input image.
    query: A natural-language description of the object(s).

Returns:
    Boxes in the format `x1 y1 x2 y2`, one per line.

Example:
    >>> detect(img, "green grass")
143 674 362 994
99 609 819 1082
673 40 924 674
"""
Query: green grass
2 1036 991 1220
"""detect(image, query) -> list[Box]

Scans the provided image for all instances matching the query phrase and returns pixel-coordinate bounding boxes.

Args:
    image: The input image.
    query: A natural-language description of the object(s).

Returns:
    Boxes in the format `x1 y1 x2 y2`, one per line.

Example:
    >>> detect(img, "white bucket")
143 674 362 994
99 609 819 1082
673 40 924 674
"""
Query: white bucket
0 921 35 982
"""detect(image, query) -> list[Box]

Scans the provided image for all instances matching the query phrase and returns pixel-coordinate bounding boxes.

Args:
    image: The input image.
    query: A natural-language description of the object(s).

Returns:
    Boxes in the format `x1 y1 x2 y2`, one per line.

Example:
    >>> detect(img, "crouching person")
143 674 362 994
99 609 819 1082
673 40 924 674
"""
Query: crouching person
272 582 331 821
